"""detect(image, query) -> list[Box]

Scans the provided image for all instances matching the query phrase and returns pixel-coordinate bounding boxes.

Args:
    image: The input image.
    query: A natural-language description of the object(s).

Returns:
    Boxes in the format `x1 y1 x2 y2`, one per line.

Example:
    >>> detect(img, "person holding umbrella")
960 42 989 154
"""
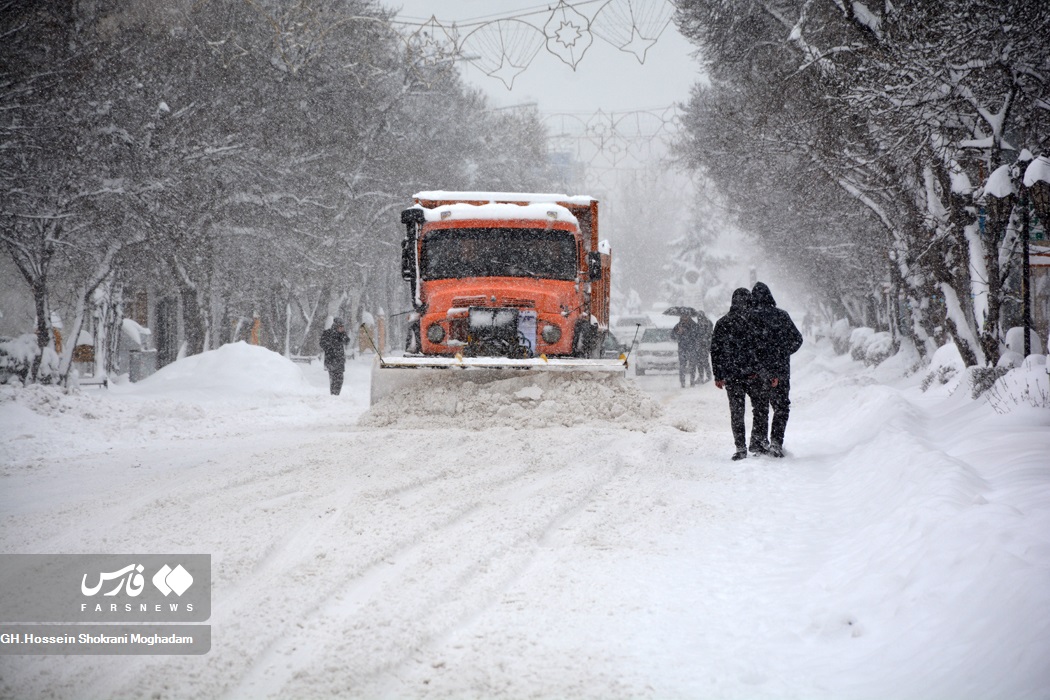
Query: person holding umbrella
668 307 702 388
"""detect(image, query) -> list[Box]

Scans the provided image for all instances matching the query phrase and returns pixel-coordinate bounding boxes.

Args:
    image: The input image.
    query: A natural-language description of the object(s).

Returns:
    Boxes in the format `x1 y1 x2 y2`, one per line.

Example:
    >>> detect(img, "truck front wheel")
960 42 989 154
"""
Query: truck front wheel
405 320 421 354
572 321 600 358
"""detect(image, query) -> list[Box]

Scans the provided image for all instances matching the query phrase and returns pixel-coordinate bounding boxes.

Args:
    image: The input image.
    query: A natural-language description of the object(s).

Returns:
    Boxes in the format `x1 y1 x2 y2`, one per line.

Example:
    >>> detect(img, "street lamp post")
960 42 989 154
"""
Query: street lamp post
1021 186 1031 356
1023 156 1050 357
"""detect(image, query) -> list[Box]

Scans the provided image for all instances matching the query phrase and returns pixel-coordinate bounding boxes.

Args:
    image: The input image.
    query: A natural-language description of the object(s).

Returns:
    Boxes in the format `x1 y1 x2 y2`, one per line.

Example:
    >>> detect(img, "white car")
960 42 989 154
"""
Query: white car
613 314 653 330
633 326 679 375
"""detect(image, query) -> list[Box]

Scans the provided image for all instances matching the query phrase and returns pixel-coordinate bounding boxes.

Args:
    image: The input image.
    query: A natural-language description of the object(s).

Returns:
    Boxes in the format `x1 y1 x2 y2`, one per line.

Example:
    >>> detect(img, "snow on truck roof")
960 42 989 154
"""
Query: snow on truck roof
416 201 580 226
413 191 595 206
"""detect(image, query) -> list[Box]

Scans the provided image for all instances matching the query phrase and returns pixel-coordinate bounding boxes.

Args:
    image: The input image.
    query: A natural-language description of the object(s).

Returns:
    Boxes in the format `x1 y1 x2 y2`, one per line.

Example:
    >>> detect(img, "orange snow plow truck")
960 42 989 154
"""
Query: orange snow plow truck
370 191 626 404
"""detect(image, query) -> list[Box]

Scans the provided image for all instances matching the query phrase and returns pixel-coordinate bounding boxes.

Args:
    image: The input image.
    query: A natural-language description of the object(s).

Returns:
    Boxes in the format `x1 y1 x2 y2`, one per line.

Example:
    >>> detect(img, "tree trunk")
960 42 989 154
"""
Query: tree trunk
30 278 50 383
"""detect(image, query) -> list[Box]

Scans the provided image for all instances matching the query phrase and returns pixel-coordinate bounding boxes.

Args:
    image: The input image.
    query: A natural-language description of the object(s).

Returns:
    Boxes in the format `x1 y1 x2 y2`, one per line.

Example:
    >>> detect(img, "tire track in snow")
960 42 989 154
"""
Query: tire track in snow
226 432 631 699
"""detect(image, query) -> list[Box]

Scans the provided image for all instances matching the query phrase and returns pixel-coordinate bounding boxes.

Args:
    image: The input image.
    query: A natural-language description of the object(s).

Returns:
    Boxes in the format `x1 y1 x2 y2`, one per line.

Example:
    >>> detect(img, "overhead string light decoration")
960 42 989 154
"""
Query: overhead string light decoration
543 1 594 69
392 0 676 90
461 20 545 89
544 105 684 164
590 0 674 64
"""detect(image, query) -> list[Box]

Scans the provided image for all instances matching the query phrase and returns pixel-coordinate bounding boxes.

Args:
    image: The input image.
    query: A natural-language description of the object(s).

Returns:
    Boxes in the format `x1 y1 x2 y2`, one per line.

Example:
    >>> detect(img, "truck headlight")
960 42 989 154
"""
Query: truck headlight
426 323 446 343
541 324 561 344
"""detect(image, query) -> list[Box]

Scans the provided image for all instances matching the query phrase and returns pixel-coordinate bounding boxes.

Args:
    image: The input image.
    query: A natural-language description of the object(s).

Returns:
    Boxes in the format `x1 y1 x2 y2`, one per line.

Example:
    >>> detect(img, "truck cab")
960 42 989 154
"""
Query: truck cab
400 192 610 360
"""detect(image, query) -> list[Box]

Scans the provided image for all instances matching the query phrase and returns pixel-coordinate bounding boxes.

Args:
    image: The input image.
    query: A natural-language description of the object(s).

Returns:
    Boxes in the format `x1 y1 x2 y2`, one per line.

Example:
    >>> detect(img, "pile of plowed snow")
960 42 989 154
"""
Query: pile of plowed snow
125 341 316 397
360 371 660 430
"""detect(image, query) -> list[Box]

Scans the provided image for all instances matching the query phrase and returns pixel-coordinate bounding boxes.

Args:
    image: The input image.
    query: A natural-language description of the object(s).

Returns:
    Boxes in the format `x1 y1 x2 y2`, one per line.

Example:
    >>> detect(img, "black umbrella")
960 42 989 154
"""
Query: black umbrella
663 306 700 317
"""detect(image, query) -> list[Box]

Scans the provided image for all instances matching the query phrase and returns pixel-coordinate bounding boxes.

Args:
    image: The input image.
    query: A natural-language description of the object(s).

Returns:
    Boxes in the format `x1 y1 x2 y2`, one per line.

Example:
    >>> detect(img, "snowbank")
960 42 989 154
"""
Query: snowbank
361 370 660 430
118 341 316 399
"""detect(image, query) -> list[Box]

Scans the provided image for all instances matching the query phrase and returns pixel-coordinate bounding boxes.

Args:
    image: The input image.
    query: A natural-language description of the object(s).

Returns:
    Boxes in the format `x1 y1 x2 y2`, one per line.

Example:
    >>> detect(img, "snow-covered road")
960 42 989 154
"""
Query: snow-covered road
2 342 1048 699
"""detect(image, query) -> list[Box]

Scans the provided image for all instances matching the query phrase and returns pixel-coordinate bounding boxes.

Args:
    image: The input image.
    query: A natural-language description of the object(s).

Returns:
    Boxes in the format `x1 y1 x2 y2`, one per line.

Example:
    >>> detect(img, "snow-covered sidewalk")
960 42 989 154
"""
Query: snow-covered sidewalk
1 341 1048 699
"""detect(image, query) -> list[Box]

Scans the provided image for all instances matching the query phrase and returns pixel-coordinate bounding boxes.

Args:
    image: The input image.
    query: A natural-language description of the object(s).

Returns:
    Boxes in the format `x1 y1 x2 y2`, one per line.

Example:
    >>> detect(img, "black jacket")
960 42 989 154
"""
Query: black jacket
696 312 713 347
710 288 759 381
671 316 701 353
750 282 803 379
320 327 350 370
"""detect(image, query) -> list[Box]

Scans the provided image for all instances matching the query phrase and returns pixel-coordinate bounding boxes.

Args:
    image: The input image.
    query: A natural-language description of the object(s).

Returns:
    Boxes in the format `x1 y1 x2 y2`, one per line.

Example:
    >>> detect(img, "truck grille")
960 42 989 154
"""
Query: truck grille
501 297 535 308
452 295 487 307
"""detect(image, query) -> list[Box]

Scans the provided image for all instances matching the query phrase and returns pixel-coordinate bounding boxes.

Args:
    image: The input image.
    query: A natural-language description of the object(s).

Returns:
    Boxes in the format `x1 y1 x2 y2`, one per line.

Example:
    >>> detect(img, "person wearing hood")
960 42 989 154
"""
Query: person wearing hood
320 317 351 396
709 288 768 460
749 282 803 457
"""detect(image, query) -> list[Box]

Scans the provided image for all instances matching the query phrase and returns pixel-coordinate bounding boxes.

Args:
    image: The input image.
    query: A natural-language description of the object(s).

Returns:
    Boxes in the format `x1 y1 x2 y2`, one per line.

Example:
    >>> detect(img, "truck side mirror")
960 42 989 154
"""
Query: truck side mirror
586 251 602 281
401 239 415 281
401 208 426 224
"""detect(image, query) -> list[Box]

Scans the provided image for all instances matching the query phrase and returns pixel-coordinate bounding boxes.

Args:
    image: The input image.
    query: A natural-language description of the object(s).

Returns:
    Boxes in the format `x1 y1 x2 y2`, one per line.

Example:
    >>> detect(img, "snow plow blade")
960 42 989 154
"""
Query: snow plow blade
370 354 627 405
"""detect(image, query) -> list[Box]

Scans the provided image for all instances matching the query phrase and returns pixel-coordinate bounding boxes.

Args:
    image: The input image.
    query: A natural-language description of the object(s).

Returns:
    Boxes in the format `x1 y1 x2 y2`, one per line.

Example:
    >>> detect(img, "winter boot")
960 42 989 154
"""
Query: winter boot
749 439 770 455
768 443 785 458
731 448 748 461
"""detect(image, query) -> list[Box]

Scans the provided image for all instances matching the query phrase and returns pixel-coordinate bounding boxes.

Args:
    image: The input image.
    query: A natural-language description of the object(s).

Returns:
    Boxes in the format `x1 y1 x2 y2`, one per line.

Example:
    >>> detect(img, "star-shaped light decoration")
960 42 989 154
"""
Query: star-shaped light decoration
555 20 582 48
543 0 593 69
620 26 657 63
461 19 545 90
406 16 460 67
489 55 529 90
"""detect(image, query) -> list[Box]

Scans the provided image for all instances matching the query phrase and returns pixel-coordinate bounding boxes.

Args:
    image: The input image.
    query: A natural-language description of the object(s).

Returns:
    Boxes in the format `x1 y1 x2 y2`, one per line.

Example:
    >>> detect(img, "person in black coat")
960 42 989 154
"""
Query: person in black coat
319 317 350 396
710 288 769 460
695 310 714 383
671 314 701 388
749 282 803 457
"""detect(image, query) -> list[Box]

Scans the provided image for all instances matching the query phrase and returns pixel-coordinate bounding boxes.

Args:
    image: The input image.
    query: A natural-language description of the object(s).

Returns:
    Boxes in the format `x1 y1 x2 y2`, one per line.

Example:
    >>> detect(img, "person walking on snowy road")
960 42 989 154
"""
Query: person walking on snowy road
695 309 714 383
671 313 702 388
710 288 768 460
320 317 350 396
749 282 803 457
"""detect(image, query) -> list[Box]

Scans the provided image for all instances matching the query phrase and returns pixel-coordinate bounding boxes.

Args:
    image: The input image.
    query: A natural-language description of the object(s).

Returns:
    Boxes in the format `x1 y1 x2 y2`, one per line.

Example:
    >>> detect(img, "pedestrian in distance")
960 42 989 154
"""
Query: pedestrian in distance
710 288 769 460
749 282 803 458
694 309 714 384
670 313 702 388
320 317 351 396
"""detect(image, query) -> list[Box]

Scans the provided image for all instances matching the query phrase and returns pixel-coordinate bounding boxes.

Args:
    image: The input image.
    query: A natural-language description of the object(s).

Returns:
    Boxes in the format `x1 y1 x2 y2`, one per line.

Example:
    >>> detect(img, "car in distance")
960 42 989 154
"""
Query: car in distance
633 326 678 376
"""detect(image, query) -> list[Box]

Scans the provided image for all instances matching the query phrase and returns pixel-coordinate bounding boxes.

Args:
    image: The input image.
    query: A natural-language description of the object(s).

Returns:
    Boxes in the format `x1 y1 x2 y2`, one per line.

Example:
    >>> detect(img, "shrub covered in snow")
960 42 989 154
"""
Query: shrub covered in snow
0 334 59 384
968 366 1011 399
985 355 1050 412
864 332 895 366
847 327 896 366
0 334 37 384
921 343 966 391
1004 326 1044 356
824 319 852 355
849 327 875 362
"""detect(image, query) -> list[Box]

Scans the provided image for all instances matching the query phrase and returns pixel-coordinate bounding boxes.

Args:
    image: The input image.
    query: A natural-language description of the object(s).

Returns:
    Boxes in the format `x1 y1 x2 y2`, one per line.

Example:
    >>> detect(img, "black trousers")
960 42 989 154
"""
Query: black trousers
696 345 712 382
726 377 769 449
769 377 791 445
328 368 344 396
678 347 697 386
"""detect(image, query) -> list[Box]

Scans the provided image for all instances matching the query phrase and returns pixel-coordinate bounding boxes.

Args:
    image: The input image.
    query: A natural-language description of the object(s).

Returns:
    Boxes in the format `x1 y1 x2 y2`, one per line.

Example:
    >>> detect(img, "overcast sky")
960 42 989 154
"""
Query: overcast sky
386 0 703 116
384 1 713 308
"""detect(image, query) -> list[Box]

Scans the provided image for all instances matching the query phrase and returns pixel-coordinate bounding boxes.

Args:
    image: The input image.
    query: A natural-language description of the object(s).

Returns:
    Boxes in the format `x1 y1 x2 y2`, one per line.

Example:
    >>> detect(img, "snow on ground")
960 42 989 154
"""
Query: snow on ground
1 339 1049 699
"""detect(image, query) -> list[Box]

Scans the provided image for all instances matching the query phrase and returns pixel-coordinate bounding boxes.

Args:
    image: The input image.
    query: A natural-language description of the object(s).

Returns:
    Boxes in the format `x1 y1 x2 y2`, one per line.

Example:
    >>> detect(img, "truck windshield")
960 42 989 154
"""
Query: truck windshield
421 227 578 281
